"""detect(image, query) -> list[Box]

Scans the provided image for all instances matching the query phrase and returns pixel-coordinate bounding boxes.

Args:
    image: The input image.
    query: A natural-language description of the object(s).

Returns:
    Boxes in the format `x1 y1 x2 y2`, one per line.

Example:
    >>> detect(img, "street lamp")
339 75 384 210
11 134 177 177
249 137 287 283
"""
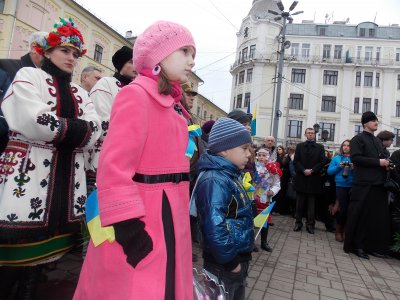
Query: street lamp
269 1 303 140
313 123 320 134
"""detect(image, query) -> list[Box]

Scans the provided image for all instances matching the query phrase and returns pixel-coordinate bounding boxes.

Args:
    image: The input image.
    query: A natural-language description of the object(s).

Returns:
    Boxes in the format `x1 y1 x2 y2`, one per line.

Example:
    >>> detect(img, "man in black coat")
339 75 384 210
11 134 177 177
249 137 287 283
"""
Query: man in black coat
0 31 47 81
293 127 325 234
344 111 391 259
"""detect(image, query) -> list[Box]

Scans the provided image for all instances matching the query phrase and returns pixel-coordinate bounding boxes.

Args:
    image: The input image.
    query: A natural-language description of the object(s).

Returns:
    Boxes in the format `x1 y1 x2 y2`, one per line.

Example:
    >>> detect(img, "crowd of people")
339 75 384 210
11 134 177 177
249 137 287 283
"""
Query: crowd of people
0 16 400 300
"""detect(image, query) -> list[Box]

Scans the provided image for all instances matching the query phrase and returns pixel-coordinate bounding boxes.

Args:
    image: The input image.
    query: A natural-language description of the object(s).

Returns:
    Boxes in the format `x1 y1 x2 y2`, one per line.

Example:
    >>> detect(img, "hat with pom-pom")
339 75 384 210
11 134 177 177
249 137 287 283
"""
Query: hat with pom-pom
133 21 195 73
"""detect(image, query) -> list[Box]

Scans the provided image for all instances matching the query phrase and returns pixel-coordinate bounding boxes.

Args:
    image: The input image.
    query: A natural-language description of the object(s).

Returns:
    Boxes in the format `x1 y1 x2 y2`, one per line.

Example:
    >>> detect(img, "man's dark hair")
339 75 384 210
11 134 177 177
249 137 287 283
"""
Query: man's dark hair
377 130 395 141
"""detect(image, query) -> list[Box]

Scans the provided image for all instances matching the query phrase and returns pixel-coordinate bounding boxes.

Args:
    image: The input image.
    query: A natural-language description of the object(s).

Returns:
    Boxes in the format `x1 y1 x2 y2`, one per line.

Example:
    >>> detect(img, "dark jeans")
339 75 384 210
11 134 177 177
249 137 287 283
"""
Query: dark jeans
295 192 316 227
336 187 351 225
204 261 249 300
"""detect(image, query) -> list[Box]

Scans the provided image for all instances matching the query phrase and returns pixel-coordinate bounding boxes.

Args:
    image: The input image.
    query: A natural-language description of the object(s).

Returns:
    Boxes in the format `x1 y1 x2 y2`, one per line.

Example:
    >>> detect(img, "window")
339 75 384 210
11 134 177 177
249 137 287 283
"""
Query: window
354 97 360 114
321 96 336 112
287 120 303 138
374 99 378 114
242 47 248 62
203 110 207 120
238 51 242 63
236 94 242 108
235 74 238 86
246 68 253 83
376 73 380 87
323 44 331 59
355 124 363 135
395 129 400 147
289 93 304 110
319 122 335 141
0 0 4 13
291 68 306 83
376 47 381 62
362 98 371 113
398 74 400 89
249 45 256 59
396 101 400 117
94 44 103 63
357 46 362 60
369 28 375 37
238 71 245 84
364 72 373 87
319 27 326 36
360 28 366 37
396 48 400 62
334 45 343 59
244 27 249 38
365 47 373 62
301 43 310 58
323 70 338 85
244 93 251 108
210 114 213 120
290 43 300 57
355 71 361 86
197 106 201 116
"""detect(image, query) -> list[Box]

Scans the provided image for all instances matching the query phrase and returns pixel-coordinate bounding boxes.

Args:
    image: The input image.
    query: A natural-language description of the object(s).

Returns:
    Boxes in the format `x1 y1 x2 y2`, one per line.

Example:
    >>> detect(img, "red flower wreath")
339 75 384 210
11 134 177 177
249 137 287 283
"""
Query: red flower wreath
265 161 282 177
47 32 61 47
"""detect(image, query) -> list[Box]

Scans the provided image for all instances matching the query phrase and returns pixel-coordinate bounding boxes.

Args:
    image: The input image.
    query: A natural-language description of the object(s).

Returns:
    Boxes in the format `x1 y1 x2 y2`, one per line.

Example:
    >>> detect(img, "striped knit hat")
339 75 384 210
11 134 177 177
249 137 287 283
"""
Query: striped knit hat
208 117 252 154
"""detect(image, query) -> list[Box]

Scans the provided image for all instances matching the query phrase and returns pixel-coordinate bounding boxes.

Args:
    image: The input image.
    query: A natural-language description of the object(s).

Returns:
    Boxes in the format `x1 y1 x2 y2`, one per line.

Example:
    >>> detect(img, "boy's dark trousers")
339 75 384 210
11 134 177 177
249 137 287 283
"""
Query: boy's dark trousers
204 261 249 300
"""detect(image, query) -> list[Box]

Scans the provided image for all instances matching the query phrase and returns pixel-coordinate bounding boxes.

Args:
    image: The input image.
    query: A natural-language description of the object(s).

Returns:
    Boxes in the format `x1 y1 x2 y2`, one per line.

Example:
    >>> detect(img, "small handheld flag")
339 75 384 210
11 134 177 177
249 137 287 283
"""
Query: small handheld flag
254 201 275 239
86 190 115 247
186 124 202 158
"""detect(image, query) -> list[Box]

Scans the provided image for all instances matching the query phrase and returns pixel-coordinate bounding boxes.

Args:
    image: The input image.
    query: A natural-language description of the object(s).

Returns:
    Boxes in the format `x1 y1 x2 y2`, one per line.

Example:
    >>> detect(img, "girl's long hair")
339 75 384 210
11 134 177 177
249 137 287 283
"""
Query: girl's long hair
340 139 351 155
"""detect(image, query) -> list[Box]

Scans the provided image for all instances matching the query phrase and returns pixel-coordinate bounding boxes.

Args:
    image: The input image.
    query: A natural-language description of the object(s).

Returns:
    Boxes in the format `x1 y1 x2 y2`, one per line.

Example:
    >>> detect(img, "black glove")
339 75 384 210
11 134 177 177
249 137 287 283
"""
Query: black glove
114 218 153 268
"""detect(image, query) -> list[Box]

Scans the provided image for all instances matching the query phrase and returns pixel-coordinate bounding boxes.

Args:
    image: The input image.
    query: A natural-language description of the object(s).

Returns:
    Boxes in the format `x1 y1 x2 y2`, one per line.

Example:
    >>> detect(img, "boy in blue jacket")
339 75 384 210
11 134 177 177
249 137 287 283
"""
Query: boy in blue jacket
327 139 353 242
194 117 254 300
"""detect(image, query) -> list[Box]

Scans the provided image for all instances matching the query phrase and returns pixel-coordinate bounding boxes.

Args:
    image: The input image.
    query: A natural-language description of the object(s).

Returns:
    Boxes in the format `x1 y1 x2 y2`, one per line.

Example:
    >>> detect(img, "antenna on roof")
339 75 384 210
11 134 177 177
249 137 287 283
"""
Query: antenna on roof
374 12 377 23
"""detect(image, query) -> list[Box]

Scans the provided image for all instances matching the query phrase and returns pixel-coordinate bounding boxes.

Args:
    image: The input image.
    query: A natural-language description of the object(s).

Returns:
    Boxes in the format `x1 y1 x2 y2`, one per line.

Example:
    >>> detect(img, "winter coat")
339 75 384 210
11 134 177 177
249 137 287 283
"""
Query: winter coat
194 152 254 270
327 154 353 187
0 53 36 82
74 75 192 300
294 141 325 194
88 76 123 171
0 67 101 239
350 131 386 186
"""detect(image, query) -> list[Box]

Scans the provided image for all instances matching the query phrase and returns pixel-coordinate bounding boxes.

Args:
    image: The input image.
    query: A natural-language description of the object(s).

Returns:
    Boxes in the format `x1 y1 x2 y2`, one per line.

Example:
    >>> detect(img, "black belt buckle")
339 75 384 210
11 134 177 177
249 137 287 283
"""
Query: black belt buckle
132 172 189 184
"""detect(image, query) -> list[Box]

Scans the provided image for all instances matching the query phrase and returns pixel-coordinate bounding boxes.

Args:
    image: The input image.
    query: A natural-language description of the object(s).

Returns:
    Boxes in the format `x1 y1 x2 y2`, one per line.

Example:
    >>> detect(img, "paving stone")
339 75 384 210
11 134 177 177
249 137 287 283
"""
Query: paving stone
292 289 319 300
319 286 347 300
307 275 331 287
294 281 319 294
266 287 292 298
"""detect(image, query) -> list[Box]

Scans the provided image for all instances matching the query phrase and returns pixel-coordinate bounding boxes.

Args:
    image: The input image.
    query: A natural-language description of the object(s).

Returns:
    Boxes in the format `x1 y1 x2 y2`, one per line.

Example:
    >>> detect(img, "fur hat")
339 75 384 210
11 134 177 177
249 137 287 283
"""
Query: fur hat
133 21 196 73
208 117 252 154
34 17 86 56
112 46 133 72
361 111 378 125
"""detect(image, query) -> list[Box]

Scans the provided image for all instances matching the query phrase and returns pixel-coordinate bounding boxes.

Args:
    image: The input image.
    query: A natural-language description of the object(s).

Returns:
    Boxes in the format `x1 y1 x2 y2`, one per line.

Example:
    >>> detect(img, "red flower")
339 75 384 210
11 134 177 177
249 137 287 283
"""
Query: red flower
81 49 87 56
71 27 84 44
265 162 282 177
57 26 71 37
33 45 43 56
47 32 61 47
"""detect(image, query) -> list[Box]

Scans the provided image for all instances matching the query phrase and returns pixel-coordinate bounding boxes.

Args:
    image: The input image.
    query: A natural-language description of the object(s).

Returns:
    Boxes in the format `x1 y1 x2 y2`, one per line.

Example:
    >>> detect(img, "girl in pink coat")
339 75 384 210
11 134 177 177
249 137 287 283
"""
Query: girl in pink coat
74 21 196 300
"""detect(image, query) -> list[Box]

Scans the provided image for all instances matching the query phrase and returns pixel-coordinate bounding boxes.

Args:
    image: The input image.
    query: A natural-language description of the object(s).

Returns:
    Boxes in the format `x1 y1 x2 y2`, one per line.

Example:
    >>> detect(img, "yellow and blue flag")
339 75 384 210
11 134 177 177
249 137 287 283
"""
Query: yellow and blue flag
86 190 115 247
254 201 275 228
251 105 257 136
186 124 202 158
242 172 255 199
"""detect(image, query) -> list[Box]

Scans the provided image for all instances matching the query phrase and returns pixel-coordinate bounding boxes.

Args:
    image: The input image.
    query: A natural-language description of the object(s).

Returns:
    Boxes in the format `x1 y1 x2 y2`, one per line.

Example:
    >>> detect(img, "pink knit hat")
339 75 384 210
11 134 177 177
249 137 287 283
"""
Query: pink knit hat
133 21 196 73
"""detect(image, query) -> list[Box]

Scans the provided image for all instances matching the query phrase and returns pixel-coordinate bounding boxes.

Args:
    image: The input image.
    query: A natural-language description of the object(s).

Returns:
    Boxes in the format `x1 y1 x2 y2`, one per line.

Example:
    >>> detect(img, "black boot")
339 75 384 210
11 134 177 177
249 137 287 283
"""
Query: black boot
16 266 41 300
0 266 22 300
260 227 272 252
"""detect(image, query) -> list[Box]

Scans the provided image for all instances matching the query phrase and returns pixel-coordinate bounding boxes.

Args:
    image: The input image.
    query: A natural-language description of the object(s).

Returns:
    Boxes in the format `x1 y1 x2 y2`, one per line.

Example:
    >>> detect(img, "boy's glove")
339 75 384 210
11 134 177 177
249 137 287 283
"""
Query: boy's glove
114 218 153 268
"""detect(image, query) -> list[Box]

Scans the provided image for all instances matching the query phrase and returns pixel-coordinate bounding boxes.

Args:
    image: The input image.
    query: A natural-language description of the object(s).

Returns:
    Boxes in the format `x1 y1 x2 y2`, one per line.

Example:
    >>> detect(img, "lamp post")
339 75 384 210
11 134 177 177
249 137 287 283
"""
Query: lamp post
269 1 303 140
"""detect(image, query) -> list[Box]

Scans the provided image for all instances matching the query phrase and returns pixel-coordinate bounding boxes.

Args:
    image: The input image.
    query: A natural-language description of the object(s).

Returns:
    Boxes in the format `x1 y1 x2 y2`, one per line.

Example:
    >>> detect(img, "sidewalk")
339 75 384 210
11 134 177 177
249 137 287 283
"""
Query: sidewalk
37 215 400 299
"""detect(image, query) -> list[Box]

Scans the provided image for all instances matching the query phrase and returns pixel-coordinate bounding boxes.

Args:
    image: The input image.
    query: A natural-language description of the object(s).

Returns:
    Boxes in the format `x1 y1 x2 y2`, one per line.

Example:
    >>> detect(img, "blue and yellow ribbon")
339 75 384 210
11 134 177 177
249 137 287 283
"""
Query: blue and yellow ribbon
86 190 115 247
186 124 202 158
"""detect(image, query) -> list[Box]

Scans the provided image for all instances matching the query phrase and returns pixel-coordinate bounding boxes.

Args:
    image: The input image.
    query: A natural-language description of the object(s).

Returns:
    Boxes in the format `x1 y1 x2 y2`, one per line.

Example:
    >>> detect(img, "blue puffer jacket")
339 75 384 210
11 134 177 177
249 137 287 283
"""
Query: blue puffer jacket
194 152 254 270
327 154 353 187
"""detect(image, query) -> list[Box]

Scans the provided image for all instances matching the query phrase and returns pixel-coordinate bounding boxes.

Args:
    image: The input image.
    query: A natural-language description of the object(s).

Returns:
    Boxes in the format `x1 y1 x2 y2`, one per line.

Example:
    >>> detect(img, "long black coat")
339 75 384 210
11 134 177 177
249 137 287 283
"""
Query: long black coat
294 141 325 194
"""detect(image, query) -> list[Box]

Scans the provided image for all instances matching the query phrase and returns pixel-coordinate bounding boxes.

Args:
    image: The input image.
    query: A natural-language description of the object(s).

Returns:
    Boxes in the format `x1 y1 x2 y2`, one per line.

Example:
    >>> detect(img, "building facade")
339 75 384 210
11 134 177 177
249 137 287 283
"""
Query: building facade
0 0 132 84
231 0 400 149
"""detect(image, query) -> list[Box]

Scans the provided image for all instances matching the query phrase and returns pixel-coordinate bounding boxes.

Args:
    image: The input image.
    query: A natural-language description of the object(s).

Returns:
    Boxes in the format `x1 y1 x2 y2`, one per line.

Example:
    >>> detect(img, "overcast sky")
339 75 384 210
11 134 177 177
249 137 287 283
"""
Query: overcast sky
76 0 400 112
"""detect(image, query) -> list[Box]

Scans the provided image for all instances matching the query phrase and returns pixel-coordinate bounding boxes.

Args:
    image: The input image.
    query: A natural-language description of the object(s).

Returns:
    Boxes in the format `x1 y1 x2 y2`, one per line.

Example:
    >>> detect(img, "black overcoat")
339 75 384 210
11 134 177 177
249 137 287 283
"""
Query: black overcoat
294 141 325 194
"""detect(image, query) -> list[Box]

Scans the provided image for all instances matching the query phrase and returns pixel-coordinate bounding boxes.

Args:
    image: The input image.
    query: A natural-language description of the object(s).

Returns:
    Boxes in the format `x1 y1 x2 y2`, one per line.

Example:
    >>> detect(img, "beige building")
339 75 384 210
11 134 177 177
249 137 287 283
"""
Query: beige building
186 72 227 124
0 0 132 83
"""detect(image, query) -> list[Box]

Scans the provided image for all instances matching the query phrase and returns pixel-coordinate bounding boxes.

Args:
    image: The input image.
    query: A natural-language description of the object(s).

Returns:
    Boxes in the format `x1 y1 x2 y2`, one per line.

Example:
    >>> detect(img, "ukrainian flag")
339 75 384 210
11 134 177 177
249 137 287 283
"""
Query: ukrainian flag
251 105 257 136
254 201 275 228
86 190 115 247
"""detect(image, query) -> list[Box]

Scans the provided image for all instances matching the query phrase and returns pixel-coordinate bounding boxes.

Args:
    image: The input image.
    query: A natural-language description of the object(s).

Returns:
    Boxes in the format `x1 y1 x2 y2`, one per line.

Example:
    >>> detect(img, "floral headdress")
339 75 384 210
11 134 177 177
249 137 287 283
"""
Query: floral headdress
35 17 86 56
